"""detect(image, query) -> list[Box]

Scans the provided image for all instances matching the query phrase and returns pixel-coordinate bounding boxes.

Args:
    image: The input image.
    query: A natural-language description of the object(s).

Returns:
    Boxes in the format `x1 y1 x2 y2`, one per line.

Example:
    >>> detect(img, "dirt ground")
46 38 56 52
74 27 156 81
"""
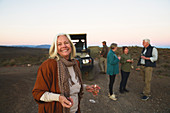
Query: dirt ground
0 60 170 113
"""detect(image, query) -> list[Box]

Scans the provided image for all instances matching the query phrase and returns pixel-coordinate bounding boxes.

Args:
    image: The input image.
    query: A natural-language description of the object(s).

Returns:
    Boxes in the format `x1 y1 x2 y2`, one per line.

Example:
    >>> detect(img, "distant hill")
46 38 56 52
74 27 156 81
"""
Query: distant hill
0 46 169 77
0 44 51 49
35 45 50 49
0 44 169 49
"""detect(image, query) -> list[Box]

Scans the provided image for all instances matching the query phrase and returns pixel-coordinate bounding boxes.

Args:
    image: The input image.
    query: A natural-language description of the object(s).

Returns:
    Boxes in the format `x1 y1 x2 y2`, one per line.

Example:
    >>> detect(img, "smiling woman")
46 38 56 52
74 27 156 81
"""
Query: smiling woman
32 33 100 113
49 34 76 60
57 35 72 60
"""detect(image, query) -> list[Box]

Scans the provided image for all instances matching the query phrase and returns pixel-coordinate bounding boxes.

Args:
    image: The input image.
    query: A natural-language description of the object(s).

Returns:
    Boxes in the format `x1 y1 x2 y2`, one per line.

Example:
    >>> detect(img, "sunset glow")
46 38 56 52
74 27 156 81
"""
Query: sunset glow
0 0 170 48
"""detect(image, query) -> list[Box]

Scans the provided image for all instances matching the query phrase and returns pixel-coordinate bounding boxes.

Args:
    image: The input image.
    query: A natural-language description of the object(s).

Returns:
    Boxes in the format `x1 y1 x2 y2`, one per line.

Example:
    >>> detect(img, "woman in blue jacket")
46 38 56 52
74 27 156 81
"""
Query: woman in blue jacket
107 43 120 101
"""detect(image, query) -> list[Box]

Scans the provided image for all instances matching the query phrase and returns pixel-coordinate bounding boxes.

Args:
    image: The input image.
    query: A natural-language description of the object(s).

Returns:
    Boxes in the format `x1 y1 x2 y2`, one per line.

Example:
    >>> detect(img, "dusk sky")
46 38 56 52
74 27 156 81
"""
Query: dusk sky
0 0 170 47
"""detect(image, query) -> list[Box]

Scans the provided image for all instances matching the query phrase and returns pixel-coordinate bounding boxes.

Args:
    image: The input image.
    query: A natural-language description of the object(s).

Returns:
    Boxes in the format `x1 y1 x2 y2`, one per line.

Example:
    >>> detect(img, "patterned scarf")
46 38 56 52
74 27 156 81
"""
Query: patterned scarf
56 56 83 113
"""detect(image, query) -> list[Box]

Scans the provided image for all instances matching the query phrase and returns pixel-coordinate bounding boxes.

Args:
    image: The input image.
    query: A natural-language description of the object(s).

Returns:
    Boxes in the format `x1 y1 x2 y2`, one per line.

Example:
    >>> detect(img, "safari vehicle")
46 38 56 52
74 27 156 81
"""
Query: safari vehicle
69 33 94 78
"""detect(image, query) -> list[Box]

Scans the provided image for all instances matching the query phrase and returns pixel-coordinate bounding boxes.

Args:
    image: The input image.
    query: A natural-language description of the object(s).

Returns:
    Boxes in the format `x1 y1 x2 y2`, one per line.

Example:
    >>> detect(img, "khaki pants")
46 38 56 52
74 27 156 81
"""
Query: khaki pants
140 66 153 96
99 57 107 73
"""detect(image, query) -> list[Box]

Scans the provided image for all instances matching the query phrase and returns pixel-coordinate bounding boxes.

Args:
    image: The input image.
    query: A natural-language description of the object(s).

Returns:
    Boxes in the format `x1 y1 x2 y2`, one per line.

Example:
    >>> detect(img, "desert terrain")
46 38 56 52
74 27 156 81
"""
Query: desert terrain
0 46 170 113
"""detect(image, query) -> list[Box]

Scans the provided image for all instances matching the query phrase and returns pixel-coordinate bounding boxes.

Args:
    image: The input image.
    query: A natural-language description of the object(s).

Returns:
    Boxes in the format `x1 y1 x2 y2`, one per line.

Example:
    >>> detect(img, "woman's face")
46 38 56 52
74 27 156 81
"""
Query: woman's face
57 35 72 60
124 48 128 54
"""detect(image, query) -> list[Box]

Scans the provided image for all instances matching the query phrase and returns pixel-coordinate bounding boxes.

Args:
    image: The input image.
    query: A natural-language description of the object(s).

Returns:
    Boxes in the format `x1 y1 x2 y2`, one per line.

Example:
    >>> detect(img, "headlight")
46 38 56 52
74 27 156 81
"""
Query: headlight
82 59 90 64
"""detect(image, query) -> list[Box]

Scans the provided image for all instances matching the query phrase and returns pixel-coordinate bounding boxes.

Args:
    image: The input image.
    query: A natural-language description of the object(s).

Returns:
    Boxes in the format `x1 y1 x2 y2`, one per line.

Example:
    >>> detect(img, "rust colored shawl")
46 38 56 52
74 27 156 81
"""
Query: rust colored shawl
32 58 83 113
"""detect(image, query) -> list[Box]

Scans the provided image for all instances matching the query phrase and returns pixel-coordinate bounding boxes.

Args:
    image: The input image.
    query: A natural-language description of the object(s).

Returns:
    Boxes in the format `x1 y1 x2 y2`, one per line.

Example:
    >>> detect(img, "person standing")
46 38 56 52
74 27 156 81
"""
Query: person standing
137 39 158 100
99 41 108 74
107 43 120 100
119 46 133 93
32 33 100 113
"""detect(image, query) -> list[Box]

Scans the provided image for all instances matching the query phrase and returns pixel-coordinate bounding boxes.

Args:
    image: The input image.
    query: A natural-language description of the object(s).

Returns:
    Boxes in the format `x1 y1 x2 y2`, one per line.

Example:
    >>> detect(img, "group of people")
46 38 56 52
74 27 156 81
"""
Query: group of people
32 33 158 113
99 39 158 101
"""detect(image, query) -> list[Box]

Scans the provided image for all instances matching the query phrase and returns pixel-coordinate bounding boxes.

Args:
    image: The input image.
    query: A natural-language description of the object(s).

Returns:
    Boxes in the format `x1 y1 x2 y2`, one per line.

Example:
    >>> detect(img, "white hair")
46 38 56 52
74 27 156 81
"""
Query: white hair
143 39 150 44
49 33 76 60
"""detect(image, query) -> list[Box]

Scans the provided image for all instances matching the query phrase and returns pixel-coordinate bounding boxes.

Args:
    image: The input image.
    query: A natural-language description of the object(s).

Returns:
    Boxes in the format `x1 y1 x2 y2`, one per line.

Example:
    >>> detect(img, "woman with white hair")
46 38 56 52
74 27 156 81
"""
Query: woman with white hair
107 43 121 101
137 38 158 100
32 33 100 113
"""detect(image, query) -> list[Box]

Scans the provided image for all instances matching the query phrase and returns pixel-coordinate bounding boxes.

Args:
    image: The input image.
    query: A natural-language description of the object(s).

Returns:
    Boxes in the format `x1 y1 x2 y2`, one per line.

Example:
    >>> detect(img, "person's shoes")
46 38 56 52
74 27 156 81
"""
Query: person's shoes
109 94 117 101
100 71 105 74
141 95 149 100
140 92 144 95
124 89 129 92
119 90 124 94
140 92 151 96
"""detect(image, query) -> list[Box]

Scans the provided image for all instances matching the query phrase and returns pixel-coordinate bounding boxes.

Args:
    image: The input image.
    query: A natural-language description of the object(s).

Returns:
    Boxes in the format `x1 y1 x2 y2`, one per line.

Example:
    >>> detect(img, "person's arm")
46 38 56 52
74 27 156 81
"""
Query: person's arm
100 48 104 56
108 54 119 65
32 60 73 108
150 48 158 62
141 48 158 62
32 62 53 102
120 55 126 64
101 46 107 56
40 92 60 102
40 92 73 108
102 47 107 56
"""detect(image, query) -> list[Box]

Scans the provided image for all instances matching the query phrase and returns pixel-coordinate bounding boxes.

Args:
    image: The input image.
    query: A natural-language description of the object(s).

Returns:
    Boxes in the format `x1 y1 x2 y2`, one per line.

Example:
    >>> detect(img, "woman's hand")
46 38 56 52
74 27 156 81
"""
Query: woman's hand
59 96 73 108
127 59 133 63
118 56 121 60
86 85 101 95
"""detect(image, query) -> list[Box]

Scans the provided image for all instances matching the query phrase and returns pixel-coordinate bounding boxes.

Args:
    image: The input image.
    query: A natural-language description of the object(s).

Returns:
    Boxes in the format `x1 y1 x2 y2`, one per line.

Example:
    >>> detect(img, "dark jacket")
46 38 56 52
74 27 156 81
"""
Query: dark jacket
101 45 109 58
137 45 156 67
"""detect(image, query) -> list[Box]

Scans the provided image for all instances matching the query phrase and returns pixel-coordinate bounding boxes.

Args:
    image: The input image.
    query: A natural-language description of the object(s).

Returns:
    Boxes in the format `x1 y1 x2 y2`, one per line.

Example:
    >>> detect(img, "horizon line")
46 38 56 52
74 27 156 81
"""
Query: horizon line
0 44 170 49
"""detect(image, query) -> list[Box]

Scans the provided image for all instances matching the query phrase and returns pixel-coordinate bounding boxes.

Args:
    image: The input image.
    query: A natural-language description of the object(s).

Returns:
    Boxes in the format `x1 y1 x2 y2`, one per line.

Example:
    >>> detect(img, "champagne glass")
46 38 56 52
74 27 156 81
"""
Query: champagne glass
141 53 145 56
131 58 134 69
89 84 98 103
93 84 98 95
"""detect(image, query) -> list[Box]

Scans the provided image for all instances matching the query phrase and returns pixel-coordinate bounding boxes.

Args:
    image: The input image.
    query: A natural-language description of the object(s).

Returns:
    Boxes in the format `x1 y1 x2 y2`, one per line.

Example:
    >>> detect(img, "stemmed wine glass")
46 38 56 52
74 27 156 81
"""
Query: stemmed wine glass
89 84 98 103
131 58 134 69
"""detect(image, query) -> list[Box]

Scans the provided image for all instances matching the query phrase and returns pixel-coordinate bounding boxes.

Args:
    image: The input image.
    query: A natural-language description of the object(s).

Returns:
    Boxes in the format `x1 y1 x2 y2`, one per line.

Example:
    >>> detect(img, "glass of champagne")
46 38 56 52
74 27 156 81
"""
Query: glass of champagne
89 84 98 104
131 58 134 69
92 84 98 95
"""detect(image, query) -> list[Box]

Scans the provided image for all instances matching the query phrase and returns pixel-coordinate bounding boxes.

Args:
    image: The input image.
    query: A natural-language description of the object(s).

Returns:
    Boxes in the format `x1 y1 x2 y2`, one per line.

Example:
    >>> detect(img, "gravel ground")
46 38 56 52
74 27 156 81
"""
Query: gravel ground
0 60 170 113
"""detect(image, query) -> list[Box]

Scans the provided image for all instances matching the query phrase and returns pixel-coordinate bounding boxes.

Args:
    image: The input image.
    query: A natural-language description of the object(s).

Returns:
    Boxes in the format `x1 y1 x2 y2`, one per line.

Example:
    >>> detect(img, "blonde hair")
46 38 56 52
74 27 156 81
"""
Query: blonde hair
49 33 76 60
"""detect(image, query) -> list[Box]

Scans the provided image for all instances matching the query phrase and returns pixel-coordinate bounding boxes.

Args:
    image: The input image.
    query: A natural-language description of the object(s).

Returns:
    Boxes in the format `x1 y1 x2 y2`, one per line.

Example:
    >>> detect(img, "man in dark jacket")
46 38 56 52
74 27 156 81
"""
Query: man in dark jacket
137 39 158 100
99 41 109 74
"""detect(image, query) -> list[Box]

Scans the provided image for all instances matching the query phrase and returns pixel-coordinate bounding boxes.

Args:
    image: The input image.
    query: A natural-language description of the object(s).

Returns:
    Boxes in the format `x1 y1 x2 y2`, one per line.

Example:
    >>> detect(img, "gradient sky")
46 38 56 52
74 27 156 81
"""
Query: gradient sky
0 0 170 47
